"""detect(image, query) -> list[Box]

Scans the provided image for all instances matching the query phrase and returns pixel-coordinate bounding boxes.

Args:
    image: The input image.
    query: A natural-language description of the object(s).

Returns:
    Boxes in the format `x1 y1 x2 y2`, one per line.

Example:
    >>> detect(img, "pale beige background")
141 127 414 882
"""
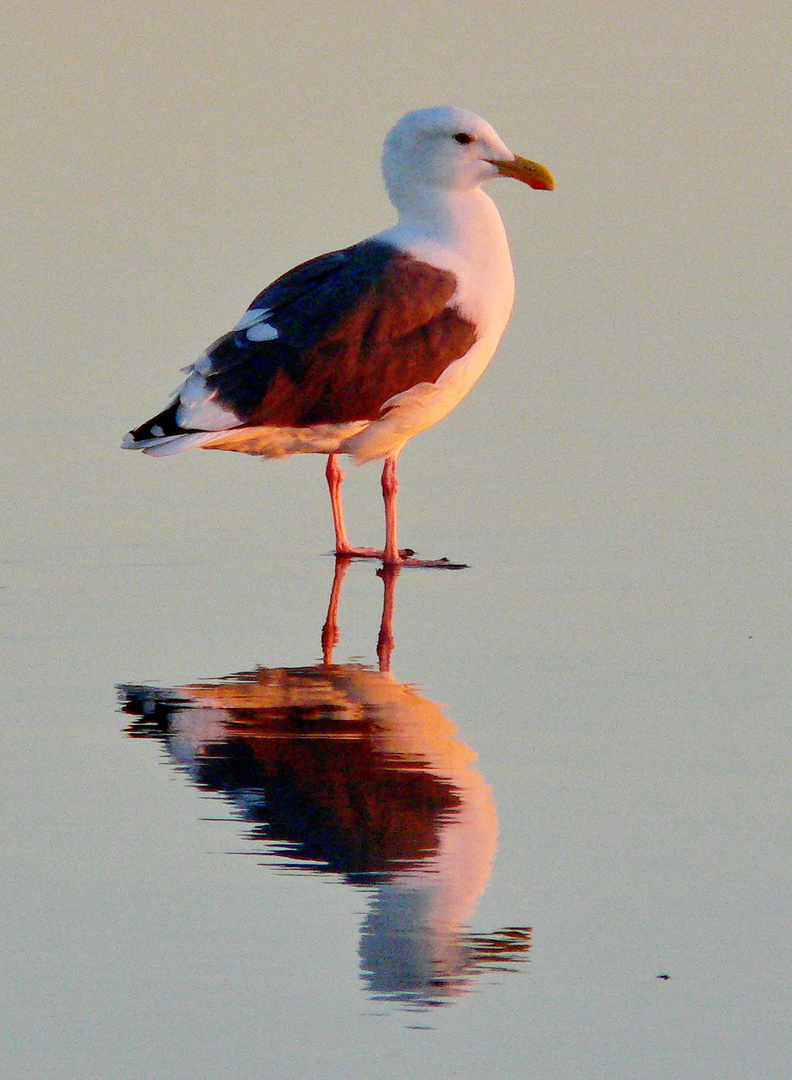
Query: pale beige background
2 4 791 1079
4 1 789 562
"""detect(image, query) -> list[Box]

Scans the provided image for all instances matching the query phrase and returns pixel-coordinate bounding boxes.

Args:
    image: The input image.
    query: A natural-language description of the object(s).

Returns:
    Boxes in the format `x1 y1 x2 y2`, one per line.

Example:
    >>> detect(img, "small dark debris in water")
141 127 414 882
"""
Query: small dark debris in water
656 973 671 980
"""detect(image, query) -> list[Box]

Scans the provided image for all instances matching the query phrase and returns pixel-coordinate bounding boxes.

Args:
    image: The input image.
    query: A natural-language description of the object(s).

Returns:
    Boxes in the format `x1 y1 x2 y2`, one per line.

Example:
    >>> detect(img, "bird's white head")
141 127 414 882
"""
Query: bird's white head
381 106 554 210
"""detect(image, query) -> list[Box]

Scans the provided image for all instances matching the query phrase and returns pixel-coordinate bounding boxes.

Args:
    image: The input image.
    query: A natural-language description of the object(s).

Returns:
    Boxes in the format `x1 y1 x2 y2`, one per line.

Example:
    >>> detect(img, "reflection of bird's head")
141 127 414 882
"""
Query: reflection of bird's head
360 893 532 1006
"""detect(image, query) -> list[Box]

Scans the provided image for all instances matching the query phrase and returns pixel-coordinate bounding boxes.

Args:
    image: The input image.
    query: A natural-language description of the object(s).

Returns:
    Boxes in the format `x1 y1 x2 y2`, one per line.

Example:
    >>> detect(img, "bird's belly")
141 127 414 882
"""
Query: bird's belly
200 421 369 457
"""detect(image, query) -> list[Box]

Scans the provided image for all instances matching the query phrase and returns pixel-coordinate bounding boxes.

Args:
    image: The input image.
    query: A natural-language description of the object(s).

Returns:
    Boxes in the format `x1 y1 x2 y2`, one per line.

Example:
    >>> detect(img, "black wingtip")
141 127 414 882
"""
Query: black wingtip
125 399 186 445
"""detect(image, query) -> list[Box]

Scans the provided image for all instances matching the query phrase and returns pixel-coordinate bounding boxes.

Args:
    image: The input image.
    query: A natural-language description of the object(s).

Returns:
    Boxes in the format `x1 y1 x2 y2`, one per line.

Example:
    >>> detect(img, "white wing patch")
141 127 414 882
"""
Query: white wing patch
235 307 279 341
165 308 278 434
231 307 279 340
245 321 278 341
233 307 272 331
174 370 243 431
191 353 214 375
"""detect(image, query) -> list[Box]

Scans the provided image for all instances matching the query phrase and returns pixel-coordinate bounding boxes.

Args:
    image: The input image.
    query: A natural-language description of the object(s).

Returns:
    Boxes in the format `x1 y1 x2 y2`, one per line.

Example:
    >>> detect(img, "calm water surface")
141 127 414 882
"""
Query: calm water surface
4 520 791 1078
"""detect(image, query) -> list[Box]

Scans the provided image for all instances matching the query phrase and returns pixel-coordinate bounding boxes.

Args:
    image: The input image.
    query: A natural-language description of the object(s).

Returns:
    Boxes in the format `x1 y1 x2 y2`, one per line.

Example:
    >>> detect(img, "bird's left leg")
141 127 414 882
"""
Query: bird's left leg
381 454 402 565
326 453 386 558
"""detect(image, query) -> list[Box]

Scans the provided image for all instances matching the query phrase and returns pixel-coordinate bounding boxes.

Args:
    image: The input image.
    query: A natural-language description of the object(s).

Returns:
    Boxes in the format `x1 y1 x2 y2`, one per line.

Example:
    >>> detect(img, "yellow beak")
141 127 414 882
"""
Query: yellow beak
488 154 555 191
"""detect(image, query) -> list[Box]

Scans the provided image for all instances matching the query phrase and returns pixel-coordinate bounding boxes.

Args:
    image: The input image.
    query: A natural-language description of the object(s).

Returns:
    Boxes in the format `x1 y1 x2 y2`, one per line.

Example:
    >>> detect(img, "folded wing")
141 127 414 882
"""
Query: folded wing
124 238 477 450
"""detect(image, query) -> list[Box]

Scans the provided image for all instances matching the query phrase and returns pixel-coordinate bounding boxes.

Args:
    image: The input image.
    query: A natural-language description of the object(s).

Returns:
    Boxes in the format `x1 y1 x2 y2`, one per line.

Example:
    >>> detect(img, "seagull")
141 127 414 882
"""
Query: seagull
122 106 554 566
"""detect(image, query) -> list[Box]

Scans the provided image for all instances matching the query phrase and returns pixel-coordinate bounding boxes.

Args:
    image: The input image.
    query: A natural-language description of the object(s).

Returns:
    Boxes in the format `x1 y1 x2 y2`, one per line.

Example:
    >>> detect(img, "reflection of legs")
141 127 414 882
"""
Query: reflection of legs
377 562 399 672
321 553 351 664
321 552 399 670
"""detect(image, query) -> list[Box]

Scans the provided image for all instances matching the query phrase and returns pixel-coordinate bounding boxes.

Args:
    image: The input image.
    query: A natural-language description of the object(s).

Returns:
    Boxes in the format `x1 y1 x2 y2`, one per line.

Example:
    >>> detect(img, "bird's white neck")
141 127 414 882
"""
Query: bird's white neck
381 184 506 259
378 185 515 331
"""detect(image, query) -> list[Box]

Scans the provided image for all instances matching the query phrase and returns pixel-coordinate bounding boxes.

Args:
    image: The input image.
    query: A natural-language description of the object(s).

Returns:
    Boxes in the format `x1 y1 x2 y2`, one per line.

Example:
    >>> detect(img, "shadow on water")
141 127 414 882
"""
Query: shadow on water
118 558 531 1009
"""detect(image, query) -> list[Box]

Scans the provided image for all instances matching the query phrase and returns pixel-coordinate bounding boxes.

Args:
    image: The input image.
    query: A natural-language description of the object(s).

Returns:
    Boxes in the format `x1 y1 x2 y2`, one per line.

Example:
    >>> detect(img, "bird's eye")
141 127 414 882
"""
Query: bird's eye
453 132 474 145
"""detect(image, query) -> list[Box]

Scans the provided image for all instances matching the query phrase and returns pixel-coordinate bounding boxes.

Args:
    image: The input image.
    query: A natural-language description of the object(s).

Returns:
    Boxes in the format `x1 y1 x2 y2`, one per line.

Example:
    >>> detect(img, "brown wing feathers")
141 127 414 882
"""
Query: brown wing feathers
247 253 477 427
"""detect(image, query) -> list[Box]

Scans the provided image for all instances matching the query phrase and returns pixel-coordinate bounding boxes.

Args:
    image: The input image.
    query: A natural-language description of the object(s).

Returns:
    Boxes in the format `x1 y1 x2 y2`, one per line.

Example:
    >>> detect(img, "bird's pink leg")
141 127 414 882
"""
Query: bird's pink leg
327 452 465 567
326 453 381 558
381 453 468 569
381 455 401 565
326 453 350 552
326 452 413 559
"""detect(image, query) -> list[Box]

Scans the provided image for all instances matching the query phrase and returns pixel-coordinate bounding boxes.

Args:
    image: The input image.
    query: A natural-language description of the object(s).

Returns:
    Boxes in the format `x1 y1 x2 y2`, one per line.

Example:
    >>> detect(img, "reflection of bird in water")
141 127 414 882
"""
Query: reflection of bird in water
120 560 530 1006
122 107 553 566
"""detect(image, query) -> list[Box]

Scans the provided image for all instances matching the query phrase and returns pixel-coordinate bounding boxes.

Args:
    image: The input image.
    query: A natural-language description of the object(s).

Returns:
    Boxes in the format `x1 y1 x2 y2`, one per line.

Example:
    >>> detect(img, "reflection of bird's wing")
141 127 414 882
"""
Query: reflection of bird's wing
121 667 465 874
347 669 498 920
121 665 507 1007
123 239 476 452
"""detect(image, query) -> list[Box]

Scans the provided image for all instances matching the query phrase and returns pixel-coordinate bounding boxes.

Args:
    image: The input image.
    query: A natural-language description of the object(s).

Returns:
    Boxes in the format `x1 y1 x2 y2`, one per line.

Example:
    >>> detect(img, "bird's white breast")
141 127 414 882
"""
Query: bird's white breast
342 187 515 463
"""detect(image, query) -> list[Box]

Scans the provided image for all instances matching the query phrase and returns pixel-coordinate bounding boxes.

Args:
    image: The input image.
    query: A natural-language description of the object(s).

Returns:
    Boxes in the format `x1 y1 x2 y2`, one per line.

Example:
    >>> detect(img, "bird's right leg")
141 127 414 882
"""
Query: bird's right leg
325 453 387 558
379 454 466 568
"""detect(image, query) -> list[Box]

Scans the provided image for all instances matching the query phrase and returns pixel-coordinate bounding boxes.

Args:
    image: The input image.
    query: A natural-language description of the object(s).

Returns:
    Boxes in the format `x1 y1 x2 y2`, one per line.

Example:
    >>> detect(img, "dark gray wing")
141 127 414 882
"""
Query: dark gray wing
127 238 478 441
